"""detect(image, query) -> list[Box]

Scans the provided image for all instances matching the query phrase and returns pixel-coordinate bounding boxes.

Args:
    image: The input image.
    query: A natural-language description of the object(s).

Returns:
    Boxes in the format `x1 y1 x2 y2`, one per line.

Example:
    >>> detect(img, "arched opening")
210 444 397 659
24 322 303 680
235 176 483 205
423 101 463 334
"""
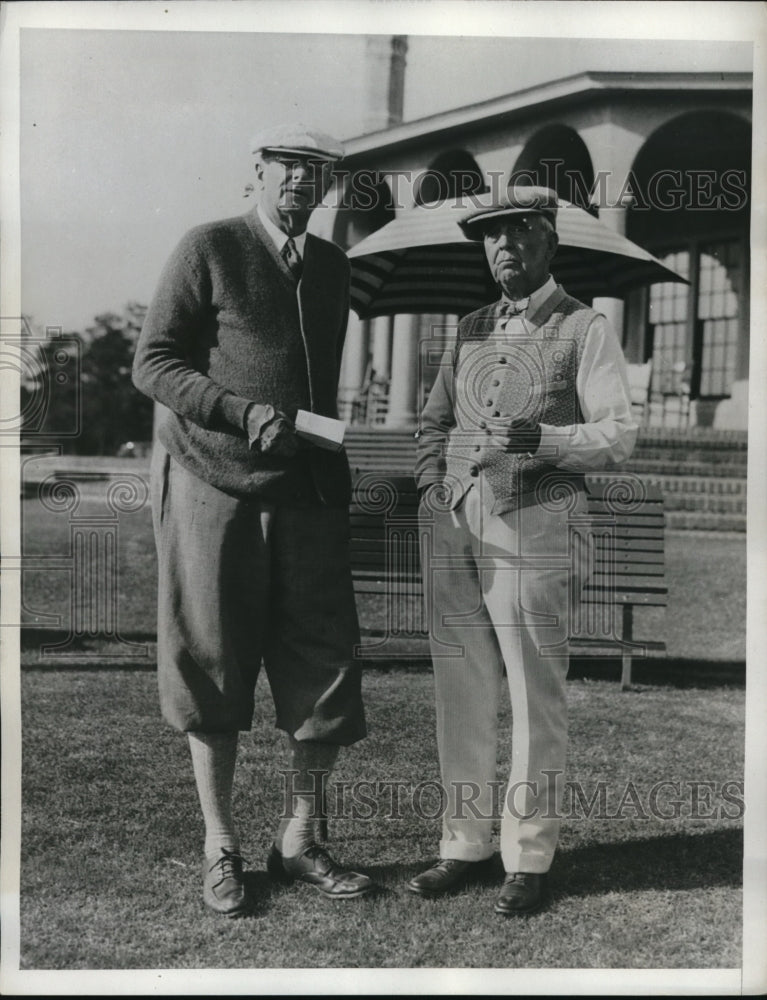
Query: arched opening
414 149 486 205
332 174 396 250
624 111 751 424
511 125 595 211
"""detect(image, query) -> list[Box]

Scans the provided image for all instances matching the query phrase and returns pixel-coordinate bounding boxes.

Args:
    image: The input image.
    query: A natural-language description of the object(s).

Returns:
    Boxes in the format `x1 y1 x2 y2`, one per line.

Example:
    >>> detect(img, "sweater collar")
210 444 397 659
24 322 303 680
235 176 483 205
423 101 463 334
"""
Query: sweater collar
256 204 307 257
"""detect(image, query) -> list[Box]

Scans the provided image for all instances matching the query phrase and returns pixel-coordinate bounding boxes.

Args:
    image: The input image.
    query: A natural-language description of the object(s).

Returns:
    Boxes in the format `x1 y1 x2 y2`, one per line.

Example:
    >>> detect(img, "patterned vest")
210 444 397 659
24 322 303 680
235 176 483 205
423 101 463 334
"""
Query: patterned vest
444 288 597 514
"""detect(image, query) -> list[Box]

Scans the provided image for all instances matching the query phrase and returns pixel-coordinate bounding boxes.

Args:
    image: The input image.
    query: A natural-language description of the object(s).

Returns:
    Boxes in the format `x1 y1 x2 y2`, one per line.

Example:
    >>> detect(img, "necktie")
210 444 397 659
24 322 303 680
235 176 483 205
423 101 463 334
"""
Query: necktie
498 297 530 331
500 297 530 317
282 238 303 282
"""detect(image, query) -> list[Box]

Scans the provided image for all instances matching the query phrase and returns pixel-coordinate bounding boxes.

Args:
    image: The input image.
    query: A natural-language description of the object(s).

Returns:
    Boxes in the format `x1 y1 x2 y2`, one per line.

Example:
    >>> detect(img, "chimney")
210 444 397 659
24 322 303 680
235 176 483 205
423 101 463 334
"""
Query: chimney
363 35 408 133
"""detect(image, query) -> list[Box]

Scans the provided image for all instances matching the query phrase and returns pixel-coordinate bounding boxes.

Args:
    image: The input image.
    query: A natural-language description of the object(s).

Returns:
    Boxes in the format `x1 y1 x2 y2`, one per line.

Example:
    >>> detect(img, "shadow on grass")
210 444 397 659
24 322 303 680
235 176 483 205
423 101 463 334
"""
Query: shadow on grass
553 827 743 897
241 868 400 913
359 828 743 899
364 855 506 893
19 632 745 689
567 657 745 688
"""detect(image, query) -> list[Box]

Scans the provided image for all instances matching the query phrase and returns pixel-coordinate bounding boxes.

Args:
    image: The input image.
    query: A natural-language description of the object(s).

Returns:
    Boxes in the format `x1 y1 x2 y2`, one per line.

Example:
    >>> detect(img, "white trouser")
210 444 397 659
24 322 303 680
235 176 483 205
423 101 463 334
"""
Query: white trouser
422 484 589 873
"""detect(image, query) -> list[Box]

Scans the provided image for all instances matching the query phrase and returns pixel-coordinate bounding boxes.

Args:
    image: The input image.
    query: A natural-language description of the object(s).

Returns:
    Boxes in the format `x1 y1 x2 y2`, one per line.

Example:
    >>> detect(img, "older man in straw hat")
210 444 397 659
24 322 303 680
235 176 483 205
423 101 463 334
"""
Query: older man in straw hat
410 186 638 914
133 124 376 917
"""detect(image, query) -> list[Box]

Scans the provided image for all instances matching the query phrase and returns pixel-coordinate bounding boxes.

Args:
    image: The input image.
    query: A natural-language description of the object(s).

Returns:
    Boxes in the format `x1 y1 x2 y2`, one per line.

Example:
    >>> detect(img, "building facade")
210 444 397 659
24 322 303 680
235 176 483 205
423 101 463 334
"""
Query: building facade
312 69 752 432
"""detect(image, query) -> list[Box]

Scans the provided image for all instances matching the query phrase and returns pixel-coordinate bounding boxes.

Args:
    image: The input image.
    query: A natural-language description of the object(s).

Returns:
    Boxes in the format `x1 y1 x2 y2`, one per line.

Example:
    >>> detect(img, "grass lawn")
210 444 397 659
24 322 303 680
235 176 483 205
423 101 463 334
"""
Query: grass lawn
14 478 747 971
18 668 743 970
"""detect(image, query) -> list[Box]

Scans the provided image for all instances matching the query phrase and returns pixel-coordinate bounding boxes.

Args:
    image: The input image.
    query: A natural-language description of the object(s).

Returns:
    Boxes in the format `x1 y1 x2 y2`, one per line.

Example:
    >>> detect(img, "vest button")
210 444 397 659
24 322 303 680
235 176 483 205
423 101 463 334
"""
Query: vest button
493 411 501 417
486 400 494 408
470 465 479 477
492 379 500 386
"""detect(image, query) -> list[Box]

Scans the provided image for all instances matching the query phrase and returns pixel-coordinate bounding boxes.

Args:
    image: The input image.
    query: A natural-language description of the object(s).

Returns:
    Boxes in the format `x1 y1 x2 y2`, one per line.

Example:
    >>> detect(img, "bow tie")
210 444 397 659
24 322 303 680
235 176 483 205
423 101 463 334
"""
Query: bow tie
281 237 303 281
499 297 530 319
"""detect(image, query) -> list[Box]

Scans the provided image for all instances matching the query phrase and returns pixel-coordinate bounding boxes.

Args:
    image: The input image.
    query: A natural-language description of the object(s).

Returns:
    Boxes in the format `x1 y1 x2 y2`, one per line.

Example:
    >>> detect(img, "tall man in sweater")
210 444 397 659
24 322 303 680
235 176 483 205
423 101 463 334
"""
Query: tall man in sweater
409 187 637 914
133 125 375 917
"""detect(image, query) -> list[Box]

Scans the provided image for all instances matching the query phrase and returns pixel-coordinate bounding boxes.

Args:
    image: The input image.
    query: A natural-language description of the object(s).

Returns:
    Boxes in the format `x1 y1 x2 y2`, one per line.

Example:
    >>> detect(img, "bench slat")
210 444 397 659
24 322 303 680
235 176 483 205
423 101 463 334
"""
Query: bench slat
603 526 665 539
350 545 664 570
353 580 424 595
569 637 667 652
594 545 665 559
582 591 668 606
586 500 663 514
594 538 664 552
586 572 667 589
594 559 666 577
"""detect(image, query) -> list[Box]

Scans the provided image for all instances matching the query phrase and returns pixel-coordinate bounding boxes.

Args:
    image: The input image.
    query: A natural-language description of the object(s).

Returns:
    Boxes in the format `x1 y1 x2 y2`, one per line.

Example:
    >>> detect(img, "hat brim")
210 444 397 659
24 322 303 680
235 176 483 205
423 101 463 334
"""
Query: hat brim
460 206 558 241
258 145 341 162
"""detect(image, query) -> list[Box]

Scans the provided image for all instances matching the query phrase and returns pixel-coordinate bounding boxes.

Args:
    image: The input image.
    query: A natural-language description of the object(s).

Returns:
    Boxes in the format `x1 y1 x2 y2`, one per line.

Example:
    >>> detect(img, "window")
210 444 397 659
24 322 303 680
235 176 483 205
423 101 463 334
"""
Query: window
646 238 743 402
697 242 741 398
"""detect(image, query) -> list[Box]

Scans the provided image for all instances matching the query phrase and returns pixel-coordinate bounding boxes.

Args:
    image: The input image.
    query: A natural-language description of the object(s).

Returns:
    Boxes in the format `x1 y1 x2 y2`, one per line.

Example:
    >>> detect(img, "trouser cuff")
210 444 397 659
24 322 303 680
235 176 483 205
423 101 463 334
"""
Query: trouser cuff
440 841 495 863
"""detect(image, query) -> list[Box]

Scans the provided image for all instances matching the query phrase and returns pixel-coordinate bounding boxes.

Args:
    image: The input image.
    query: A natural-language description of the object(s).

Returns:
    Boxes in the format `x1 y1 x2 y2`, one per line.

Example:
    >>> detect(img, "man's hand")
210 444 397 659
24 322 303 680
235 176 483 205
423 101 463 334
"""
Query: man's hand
248 406 299 458
488 417 542 455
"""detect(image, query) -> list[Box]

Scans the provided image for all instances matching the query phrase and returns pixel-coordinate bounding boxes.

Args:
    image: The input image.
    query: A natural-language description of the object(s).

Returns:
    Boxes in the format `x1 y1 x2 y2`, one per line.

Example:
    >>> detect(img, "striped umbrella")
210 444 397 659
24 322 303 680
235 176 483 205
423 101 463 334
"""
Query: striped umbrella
348 197 686 320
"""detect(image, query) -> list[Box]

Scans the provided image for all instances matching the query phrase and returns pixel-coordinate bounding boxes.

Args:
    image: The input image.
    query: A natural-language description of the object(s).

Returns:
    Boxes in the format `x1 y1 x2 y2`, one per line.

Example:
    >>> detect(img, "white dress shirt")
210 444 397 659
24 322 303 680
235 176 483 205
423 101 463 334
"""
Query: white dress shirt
257 204 307 257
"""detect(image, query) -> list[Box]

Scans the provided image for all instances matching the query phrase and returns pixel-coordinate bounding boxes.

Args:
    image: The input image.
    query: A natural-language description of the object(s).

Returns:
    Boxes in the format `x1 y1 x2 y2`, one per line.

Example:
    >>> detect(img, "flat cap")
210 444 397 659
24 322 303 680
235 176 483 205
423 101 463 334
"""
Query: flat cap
459 185 559 240
250 123 344 161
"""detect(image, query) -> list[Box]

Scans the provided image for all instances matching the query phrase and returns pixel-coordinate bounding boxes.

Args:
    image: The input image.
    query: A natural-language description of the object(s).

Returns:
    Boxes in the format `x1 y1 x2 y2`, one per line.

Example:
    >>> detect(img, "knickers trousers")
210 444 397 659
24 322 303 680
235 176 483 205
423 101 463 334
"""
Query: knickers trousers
150 444 366 743
422 483 589 872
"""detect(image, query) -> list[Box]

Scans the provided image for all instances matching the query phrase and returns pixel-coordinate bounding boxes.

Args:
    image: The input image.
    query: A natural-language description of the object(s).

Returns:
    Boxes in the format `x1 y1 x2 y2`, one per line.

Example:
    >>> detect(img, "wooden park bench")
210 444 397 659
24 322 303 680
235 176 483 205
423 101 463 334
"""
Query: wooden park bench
349 473 667 690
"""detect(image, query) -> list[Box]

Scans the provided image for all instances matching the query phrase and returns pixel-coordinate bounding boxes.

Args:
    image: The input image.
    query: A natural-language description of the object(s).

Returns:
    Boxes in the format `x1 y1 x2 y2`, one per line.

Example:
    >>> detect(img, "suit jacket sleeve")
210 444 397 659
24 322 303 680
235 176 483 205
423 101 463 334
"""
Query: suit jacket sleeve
132 231 269 434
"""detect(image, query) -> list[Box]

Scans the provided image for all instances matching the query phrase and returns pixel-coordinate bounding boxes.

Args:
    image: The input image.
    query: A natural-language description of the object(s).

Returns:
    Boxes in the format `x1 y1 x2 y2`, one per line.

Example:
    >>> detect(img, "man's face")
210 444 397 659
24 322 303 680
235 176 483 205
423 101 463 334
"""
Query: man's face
255 153 333 234
483 214 559 298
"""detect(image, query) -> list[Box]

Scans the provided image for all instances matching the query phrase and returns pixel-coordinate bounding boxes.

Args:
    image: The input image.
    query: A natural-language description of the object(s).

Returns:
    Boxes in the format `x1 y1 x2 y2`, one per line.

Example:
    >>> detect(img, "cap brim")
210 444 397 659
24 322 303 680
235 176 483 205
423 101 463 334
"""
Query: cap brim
258 145 341 161
460 206 557 240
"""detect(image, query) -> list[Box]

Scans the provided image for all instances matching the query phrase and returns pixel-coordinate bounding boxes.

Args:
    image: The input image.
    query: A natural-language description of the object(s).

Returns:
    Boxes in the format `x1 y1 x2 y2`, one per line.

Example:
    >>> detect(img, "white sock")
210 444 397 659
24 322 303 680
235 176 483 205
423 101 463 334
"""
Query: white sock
187 731 240 859
276 738 339 858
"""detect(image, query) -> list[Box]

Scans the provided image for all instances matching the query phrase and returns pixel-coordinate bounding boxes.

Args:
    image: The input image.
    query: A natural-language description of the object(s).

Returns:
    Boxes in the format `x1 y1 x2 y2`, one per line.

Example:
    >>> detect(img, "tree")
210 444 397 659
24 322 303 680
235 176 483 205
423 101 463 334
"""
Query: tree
21 304 154 455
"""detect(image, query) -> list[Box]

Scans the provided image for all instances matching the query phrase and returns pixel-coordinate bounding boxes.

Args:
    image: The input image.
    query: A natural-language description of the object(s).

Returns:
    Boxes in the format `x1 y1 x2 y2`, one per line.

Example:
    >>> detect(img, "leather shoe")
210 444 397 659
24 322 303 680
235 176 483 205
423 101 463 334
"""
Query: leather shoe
407 859 484 897
202 848 252 917
267 843 376 899
494 872 547 915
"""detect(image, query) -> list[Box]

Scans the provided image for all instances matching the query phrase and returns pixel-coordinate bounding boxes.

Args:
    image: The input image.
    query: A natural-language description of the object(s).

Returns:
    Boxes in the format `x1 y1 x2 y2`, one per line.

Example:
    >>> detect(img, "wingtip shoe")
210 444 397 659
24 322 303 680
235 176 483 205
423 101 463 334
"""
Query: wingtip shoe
267 843 377 899
202 848 253 918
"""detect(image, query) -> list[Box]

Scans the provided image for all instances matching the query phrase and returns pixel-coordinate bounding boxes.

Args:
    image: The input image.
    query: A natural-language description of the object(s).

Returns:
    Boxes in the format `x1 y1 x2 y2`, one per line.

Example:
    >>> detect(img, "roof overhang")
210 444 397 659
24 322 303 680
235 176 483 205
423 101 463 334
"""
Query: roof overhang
340 71 753 163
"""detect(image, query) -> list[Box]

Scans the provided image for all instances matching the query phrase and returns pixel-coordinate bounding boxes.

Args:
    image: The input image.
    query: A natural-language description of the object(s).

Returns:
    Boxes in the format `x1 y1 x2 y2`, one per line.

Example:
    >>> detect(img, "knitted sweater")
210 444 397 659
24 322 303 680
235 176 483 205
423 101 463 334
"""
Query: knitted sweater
416 286 597 515
133 208 352 505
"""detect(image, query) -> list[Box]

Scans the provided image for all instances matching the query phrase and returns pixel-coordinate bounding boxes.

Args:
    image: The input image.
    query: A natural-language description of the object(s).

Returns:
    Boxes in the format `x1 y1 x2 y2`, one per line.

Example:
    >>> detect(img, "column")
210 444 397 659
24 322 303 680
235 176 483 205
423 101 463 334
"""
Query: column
338 315 370 421
369 316 393 424
385 314 420 428
591 201 628 340
370 316 392 381
578 119 648 346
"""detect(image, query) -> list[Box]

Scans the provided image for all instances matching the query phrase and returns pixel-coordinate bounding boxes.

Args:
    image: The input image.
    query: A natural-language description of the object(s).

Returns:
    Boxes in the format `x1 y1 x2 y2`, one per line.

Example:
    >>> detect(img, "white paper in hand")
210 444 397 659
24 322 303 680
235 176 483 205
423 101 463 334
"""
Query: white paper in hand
294 410 346 452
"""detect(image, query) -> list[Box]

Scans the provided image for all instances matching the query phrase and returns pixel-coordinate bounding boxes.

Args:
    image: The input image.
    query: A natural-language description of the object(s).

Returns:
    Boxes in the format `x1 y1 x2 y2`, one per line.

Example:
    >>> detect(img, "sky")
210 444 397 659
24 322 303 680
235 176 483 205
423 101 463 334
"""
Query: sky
9 3 756 335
